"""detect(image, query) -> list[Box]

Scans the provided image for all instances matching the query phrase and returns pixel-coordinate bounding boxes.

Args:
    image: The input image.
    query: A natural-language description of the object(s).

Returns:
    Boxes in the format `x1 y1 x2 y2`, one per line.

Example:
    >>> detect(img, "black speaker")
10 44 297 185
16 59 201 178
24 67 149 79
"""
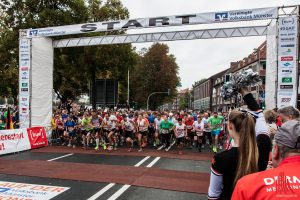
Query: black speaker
94 79 118 106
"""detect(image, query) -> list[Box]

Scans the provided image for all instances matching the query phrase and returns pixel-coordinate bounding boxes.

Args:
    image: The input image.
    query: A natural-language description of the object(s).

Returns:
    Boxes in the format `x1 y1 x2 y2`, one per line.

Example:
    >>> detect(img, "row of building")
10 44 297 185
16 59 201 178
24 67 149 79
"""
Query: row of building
161 41 267 112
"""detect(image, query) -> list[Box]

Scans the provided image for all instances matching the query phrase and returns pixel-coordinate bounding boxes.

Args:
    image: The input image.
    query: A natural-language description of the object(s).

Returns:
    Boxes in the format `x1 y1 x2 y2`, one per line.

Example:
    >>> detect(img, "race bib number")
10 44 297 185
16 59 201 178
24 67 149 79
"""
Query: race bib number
161 129 169 134
196 131 203 136
186 125 192 129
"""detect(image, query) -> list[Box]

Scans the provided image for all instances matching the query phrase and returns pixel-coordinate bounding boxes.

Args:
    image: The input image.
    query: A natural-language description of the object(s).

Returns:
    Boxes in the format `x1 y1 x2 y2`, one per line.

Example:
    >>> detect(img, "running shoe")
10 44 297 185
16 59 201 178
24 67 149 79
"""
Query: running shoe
138 148 143 152
165 146 171 152
219 145 223 150
107 146 113 151
102 144 107 150
73 145 76 148
128 148 132 152
171 140 176 146
94 146 99 150
213 146 217 153
67 143 71 147
157 144 166 151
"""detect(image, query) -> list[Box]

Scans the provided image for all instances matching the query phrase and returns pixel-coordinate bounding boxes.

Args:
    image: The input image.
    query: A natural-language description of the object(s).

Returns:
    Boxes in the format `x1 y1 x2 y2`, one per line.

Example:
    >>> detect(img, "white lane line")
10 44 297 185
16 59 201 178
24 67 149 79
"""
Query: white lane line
47 153 74 162
106 157 161 200
87 183 116 200
134 156 150 167
86 156 151 199
107 184 131 200
146 157 161 168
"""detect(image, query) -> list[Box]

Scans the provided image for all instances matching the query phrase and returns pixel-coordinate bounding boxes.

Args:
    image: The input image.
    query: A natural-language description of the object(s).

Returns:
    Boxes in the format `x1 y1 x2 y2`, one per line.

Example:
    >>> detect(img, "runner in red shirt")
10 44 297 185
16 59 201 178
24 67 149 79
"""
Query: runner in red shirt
232 119 300 200
185 115 194 148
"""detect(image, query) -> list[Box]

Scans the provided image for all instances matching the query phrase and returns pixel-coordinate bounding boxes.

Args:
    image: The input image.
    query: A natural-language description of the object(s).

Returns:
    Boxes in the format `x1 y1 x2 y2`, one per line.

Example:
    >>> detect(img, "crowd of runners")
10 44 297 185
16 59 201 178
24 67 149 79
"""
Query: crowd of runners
51 106 229 155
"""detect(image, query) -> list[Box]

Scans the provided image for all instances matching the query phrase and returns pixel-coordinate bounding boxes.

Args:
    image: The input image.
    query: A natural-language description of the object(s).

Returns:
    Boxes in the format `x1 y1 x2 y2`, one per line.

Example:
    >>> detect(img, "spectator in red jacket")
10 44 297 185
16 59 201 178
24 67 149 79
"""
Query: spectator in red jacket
232 118 300 200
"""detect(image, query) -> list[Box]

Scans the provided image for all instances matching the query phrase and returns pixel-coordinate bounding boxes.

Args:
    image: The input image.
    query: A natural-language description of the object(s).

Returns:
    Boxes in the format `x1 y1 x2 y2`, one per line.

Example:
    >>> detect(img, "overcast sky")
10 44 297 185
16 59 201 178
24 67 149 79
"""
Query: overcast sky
121 0 299 89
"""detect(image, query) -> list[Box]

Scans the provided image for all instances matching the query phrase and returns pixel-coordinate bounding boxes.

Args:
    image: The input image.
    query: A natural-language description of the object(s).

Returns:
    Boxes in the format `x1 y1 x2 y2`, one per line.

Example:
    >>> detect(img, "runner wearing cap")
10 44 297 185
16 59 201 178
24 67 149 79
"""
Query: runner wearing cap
232 119 300 200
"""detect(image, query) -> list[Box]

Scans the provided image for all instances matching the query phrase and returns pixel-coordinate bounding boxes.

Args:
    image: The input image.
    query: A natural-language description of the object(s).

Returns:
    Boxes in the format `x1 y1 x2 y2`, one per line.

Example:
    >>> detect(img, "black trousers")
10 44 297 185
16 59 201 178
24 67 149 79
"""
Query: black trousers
203 131 212 145
161 134 170 148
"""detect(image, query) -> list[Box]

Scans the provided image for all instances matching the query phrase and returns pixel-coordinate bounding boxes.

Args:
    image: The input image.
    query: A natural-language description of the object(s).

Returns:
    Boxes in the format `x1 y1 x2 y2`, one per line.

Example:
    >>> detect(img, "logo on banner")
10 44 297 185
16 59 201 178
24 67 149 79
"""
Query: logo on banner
21 97 27 101
21 83 28 87
282 18 295 25
281 69 293 75
281 62 293 68
281 48 292 55
281 44 295 48
21 107 27 113
280 37 295 42
282 77 292 83
281 56 293 61
21 67 28 71
280 85 293 89
20 40 29 45
29 29 38 36
21 61 29 66
22 71 28 76
21 58 29 61
27 127 48 148
215 12 228 21
21 88 28 92
280 26 295 31
21 103 28 107
0 181 69 200
281 98 291 103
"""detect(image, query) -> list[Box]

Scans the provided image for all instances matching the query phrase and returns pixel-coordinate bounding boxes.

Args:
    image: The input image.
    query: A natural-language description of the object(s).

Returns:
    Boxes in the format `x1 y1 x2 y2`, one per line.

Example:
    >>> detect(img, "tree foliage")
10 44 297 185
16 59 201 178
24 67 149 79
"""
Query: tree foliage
0 0 137 104
131 43 181 109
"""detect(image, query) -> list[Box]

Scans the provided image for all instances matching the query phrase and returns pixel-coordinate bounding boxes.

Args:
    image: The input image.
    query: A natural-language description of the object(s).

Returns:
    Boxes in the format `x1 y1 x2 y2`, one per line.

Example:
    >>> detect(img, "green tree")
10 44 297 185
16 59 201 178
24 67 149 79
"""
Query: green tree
0 0 137 105
131 43 180 109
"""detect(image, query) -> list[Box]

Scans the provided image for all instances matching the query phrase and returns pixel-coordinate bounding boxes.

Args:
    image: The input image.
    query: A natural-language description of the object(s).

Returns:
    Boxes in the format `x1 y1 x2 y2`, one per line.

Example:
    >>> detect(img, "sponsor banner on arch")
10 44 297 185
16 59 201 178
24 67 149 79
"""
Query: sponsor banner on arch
26 7 277 37
277 16 298 108
0 127 48 155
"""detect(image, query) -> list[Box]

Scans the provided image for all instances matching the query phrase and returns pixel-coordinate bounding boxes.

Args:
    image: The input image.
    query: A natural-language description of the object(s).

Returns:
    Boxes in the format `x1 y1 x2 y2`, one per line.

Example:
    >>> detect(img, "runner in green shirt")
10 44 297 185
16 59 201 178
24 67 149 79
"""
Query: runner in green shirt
208 112 224 153
158 115 174 151
81 112 93 149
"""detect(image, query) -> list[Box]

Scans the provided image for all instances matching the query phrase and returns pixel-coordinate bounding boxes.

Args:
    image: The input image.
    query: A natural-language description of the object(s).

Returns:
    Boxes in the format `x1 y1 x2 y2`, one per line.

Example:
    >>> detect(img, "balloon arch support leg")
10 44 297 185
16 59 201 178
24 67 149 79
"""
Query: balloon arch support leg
18 5 299 130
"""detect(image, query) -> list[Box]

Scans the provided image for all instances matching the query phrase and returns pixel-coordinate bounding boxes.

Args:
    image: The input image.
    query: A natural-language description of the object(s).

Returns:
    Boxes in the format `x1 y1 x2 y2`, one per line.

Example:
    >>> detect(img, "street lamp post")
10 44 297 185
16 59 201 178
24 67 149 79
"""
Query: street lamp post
147 89 170 110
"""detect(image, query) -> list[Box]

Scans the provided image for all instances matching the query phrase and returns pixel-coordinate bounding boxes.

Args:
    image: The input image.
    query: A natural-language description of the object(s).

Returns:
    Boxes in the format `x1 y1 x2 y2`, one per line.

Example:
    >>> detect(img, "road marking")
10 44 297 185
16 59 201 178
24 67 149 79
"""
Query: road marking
105 157 161 200
47 153 74 162
107 184 131 200
134 156 150 167
87 183 116 200
86 156 151 199
146 157 161 168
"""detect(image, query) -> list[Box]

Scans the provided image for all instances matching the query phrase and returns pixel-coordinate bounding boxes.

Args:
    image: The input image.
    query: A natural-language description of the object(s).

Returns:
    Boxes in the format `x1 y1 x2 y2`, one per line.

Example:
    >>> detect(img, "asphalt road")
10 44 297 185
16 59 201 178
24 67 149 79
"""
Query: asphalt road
0 148 211 200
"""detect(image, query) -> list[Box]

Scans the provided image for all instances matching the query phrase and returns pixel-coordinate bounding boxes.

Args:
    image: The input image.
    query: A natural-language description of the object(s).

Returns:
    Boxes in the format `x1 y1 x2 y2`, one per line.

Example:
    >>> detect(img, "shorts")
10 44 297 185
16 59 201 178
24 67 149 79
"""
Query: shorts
125 130 134 139
176 137 184 145
211 130 221 136
93 127 101 133
68 131 76 138
139 130 148 136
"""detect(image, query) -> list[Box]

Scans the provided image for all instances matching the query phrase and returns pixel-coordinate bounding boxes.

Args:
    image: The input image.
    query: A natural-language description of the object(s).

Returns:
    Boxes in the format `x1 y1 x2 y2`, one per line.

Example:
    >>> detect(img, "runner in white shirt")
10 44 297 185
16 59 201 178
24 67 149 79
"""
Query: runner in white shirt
107 114 118 151
174 118 186 155
122 114 135 152
201 113 212 148
193 116 204 152
137 113 149 152
154 114 162 147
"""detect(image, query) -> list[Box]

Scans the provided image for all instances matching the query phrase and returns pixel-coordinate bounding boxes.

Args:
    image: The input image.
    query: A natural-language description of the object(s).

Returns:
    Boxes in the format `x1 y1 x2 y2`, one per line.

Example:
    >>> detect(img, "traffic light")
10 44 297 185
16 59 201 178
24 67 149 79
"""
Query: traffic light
167 89 171 96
